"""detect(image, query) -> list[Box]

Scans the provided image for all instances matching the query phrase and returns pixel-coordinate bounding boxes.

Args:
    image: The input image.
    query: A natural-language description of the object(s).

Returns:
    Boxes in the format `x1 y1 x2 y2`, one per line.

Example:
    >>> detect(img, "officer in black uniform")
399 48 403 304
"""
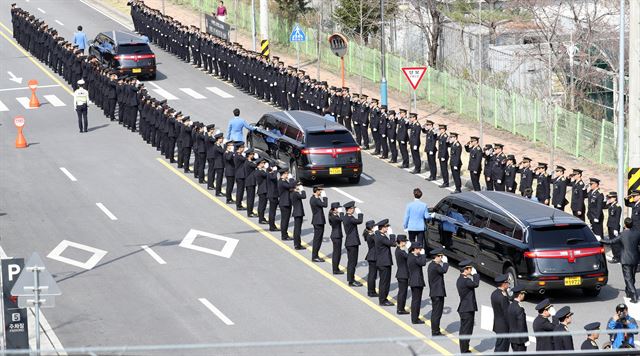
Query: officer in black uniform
277 168 295 240
428 247 448 334
245 158 264 218
517 157 533 196
379 106 389 158
490 143 506 191
363 220 378 296
255 161 269 223
569 168 588 220
370 99 381 154
553 306 574 351
605 191 622 263
449 133 462 192
340 88 353 132
437 124 450 188
507 285 528 352
580 322 600 350
267 166 280 231
234 144 248 210
457 259 479 353
483 144 494 190
387 110 398 163
625 190 640 230
329 203 344 275
179 118 194 173
535 162 551 205
375 219 396 305
223 142 236 202
208 133 225 192
533 299 556 351
587 177 605 238
464 136 482 191
291 181 307 250
408 242 427 324
490 274 511 353
422 120 438 181
408 113 422 174
342 201 363 286
551 166 569 210
396 109 409 168
309 184 328 259
394 235 410 314
504 155 517 193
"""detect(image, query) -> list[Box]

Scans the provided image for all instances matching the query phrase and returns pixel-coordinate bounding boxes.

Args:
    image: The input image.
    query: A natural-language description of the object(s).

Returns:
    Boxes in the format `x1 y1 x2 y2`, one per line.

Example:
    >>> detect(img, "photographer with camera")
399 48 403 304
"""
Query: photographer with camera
607 303 638 349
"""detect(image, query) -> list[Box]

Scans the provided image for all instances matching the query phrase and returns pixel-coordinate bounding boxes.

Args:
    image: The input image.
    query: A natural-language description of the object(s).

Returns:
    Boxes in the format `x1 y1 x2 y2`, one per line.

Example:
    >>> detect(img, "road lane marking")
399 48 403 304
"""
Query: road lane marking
43 94 66 107
157 158 449 354
16 97 35 109
198 298 234 325
59 167 77 181
141 245 167 264
0 99 8 112
0 84 61 92
96 203 118 220
0 245 10 258
37 7 46 13
47 240 108 270
179 88 206 99
55 20 64 26
480 305 493 331
206 86 234 98
180 229 238 258
361 173 372 181
27 307 68 355
330 187 363 203
147 82 178 100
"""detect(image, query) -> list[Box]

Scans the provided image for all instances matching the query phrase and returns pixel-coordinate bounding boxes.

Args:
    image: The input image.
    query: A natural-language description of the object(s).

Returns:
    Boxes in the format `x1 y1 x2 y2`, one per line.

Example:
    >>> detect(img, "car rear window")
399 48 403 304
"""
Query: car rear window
118 43 152 55
306 131 356 147
530 225 598 248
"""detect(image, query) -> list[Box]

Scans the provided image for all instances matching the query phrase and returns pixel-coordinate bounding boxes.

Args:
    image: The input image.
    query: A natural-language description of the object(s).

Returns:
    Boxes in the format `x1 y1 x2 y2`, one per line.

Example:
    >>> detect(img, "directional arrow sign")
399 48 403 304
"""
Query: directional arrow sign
11 253 61 297
7 71 22 84
401 67 428 90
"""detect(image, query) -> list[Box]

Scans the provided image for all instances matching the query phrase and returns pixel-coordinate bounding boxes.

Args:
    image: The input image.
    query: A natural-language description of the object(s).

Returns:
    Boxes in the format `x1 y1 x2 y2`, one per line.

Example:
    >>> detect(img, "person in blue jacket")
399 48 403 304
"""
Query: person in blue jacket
403 188 431 247
607 303 638 349
73 25 88 53
226 108 254 143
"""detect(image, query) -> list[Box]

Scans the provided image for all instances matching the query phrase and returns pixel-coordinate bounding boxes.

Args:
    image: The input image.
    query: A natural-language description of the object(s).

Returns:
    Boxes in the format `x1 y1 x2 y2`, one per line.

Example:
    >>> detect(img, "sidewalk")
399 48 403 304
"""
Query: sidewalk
102 0 620 196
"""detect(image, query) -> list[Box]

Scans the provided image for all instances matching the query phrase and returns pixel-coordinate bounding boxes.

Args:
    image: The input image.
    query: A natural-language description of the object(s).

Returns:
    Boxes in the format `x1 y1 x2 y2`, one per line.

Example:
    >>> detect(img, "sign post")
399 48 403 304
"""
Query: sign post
11 253 61 355
401 67 428 112
1 258 29 350
289 24 306 69
328 33 349 88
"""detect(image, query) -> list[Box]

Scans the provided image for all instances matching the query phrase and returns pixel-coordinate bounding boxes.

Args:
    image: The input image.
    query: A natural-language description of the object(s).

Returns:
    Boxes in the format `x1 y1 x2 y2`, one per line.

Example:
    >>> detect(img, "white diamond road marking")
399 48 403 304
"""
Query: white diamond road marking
179 88 206 99
0 100 8 112
47 240 107 270
206 87 234 98
16 97 35 109
179 229 238 258
43 94 66 107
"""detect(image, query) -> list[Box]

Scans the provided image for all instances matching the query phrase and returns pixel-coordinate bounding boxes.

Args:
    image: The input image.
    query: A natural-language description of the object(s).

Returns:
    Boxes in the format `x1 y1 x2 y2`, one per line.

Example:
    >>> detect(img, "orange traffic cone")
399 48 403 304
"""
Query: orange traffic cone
28 79 39 108
14 116 27 148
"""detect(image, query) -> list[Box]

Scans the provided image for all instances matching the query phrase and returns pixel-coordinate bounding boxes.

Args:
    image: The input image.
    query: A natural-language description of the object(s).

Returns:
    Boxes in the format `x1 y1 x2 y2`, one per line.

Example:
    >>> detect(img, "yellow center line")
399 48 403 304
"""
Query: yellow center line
156 157 452 355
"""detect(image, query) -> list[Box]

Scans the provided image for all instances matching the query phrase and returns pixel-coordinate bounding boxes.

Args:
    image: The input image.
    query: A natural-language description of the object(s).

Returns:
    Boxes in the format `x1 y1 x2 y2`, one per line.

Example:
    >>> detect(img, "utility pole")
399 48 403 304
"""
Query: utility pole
161 0 165 15
477 0 483 145
380 0 388 106
617 0 626 204
251 0 257 51
259 0 268 42
629 0 640 199
317 0 323 80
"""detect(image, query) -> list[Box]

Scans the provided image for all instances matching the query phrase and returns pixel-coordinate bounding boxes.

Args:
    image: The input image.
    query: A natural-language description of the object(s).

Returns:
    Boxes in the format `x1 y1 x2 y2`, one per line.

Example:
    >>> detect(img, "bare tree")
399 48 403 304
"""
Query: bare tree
405 0 446 68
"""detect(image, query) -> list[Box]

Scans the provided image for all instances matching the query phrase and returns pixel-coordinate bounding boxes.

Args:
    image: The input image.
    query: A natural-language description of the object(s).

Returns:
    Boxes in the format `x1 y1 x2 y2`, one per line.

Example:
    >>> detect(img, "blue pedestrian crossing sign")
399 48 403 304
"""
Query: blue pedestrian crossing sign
289 24 306 42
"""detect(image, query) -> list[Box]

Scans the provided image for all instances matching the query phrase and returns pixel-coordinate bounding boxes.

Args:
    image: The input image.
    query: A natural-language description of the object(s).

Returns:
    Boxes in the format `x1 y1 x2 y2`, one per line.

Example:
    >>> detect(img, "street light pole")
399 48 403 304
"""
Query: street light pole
251 0 257 51
380 0 388 106
617 0 626 207
477 0 483 145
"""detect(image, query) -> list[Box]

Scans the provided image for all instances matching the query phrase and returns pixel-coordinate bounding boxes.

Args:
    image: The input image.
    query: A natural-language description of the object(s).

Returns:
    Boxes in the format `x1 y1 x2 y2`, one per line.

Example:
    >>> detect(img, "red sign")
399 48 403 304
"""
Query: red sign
14 116 25 127
27 79 38 90
401 67 428 90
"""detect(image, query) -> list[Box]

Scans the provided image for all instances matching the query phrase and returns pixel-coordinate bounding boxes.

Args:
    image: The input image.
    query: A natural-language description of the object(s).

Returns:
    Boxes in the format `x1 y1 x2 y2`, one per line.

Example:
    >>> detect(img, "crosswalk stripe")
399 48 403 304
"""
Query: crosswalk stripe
179 88 206 99
0 100 8 112
152 89 178 100
16 97 35 109
206 86 234 99
43 94 66 107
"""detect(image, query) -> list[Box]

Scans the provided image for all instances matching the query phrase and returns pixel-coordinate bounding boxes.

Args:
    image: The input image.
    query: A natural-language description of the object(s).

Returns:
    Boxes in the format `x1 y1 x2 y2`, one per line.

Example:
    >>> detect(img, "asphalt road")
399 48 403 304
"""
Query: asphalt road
0 0 632 354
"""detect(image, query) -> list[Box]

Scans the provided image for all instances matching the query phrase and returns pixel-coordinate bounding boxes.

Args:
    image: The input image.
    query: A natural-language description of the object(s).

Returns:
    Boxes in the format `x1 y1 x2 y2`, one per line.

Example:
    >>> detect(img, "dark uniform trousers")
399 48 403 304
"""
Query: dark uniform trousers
332 239 342 273
360 125 369 148
225 176 235 201
408 231 425 248
389 138 398 162
470 171 481 191
573 210 585 221
430 296 444 334
268 198 279 229
411 148 421 172
214 169 224 194
378 265 392 303
590 219 604 239
205 159 215 187
246 186 256 215
399 142 409 167
485 175 494 191
312 225 324 259
608 228 622 260
397 278 409 311
623 264 638 300
459 311 475 353
440 159 449 185
235 178 246 209
346 246 358 283
452 166 462 191
427 152 437 180
411 287 424 323
257 194 267 221
367 261 377 295
76 104 88 132
293 217 303 248
196 153 206 181
494 337 510 352
280 206 292 239
181 147 192 172
511 343 526 352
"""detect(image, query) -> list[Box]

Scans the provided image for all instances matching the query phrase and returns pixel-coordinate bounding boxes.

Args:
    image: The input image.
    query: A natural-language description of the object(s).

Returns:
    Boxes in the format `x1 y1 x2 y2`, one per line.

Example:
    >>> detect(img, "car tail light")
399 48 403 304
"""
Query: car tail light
586 273 605 277
524 247 604 263
301 146 360 158
115 54 155 62
538 276 560 280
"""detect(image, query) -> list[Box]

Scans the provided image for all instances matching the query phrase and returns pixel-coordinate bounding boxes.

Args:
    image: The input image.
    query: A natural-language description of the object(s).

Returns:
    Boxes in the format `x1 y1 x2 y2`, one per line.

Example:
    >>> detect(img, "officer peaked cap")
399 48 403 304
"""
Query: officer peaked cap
459 259 473 268
512 285 526 294
589 177 600 184
343 201 356 209
430 247 445 255
396 234 408 242
535 299 552 312
365 220 376 229
584 322 600 331
376 219 389 227
494 274 508 283
331 202 341 209
409 242 423 251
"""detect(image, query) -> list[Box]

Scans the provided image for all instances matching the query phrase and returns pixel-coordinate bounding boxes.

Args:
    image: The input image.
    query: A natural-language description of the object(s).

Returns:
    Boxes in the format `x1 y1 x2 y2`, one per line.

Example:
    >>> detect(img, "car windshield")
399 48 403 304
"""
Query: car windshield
530 225 598 249
118 44 152 54
305 131 355 148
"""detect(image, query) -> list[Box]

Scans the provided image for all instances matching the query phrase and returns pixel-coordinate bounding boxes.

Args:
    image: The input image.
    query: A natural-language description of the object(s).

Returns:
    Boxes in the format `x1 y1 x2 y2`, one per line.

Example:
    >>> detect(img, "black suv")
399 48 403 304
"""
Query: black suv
247 111 363 184
426 191 607 296
89 31 157 79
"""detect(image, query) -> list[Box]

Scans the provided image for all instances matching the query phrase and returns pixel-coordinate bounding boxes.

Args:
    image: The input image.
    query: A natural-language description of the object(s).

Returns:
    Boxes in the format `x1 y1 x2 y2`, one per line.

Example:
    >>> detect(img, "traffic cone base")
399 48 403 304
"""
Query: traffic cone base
15 127 27 148
29 91 40 108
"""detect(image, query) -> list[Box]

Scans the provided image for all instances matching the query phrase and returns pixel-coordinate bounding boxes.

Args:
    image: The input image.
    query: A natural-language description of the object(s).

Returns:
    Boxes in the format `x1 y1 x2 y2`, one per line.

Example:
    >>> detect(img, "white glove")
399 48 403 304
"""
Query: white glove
391 139 395 143
614 230 619 236
241 151 246 157
429 212 436 219
388 227 394 235
453 166 458 171
354 207 362 215
420 248 425 255
271 166 278 172
320 190 327 198
296 186 304 193
497 180 502 184
373 128 377 132
473 171 478 174
382 134 386 138
470 267 477 275
413 145 418 150
429 151 433 155
264 162 270 169
595 234 601 241
548 307 556 316
254 153 259 160
441 255 448 264
337 207 345 213
440 158 445 161
525 340 531 347
594 219 599 223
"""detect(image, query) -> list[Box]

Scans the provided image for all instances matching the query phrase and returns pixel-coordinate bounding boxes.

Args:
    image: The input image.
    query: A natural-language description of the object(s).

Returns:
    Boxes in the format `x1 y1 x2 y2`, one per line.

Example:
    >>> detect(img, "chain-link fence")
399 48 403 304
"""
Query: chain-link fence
183 0 625 167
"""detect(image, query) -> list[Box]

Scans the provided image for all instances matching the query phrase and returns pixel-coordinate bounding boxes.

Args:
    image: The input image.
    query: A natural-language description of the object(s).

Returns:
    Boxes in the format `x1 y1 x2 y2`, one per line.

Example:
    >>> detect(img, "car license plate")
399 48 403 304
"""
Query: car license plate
132 68 142 73
329 167 342 175
564 276 581 286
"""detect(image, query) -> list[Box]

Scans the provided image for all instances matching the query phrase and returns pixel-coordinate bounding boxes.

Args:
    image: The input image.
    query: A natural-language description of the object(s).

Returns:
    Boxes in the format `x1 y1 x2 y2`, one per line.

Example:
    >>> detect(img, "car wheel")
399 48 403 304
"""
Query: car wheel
504 266 517 289
348 176 361 184
582 288 601 297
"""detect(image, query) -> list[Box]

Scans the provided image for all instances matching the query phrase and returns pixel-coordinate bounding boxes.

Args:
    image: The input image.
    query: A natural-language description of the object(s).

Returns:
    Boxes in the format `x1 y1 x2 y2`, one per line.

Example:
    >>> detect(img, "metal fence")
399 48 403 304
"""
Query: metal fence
185 0 626 168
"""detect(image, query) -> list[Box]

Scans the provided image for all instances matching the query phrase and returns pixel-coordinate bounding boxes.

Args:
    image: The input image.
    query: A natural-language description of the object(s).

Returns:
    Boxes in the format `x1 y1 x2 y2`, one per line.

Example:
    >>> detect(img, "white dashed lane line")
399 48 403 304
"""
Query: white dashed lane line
55 20 64 26
141 245 167 264
59 167 77 181
331 187 363 204
198 298 234 325
96 203 118 220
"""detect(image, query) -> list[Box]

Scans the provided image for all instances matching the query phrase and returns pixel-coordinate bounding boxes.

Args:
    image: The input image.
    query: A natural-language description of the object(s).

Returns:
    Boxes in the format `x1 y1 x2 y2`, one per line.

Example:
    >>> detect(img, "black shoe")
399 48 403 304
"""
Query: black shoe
215 193 224 197
281 236 292 241
363 146 370 150
269 227 280 232
294 246 305 250
401 164 409 169
226 200 234 204
367 292 379 297
259 219 269 224
334 271 345 275
372 151 380 155
184 170 192 173
426 177 434 181
397 310 410 315
349 282 363 287
439 183 449 188
312 257 325 262
632 298 638 304
237 206 246 211
198 180 205 184
247 213 256 217
412 320 425 324
381 155 388 159
432 331 442 336
412 170 420 174
390 160 397 163
207 187 214 190
170 159 176 163
454 189 462 193
380 300 394 306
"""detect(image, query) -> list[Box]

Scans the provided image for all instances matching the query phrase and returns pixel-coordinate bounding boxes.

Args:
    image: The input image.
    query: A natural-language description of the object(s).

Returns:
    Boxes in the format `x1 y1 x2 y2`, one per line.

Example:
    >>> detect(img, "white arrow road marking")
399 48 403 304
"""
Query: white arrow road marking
0 99 8 112
179 229 238 258
47 240 107 270
330 187 363 204
7 71 22 84
179 88 206 99
59 167 77 182
141 245 166 264
206 86 234 98
43 94 66 107
96 203 118 220
198 298 234 325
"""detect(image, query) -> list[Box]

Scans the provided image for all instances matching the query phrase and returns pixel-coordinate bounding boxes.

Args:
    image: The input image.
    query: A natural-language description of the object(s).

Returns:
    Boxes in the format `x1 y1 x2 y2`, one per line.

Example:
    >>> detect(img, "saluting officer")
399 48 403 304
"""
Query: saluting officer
395 235 410 314
490 274 511 352
422 120 438 181
387 110 398 163
580 322 600 350
587 178 605 239
375 219 396 305
625 190 640 230
329 203 344 275
437 124 450 188
343 201 363 286
408 242 427 324
464 136 482 191
244 152 259 217
309 184 328 259
457 259 480 354
428 247 448 334
267 165 280 231
535 162 551 205
533 299 556 351
396 109 410 168
507 285 528 352
449 132 462 192
379 106 389 158
363 220 378 296
490 143 506 191
210 133 225 194
553 306 574 351
291 181 307 250
551 166 569 210
504 155 517 193
483 144 494 190
234 144 248 210
606 191 622 263
408 113 422 174
277 168 295 240
517 157 534 196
